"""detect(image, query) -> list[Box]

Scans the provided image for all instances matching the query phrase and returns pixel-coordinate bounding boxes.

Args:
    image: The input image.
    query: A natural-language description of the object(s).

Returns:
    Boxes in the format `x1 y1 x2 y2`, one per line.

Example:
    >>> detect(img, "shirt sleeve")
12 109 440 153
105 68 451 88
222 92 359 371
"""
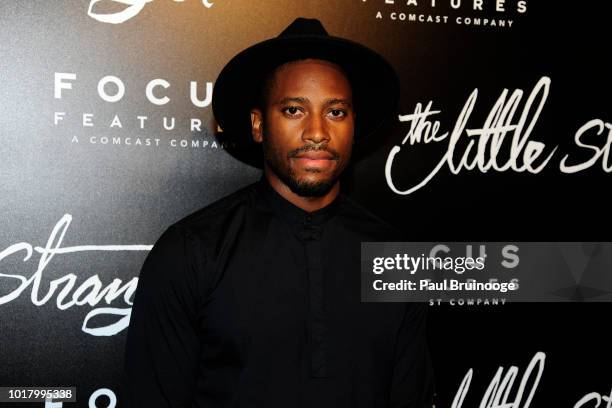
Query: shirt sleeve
389 303 435 408
123 225 203 408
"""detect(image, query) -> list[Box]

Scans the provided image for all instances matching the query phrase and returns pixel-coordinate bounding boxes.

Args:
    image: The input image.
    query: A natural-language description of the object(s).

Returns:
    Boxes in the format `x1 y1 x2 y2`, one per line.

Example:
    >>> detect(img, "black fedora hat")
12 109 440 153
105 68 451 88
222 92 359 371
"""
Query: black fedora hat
212 17 400 167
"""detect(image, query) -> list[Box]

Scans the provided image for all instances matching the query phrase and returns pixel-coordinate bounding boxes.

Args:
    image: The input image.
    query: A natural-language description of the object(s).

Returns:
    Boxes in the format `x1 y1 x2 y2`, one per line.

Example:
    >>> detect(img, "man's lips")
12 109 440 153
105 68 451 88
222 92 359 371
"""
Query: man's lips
294 151 335 160
291 150 337 169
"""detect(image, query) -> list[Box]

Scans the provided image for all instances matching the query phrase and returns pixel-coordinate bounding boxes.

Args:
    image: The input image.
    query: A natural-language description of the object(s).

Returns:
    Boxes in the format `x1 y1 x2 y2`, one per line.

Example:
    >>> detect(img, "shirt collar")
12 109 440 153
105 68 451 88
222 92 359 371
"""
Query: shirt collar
254 175 343 227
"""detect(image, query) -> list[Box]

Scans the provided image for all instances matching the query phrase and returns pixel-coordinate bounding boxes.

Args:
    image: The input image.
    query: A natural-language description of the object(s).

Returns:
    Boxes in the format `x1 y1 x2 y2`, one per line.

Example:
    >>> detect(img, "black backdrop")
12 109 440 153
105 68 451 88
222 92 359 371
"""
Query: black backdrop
1 1 610 407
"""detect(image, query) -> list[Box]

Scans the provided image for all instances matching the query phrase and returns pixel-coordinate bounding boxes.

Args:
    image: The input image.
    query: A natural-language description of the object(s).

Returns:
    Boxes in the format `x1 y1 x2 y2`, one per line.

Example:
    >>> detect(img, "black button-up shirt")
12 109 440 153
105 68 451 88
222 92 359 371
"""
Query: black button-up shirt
123 177 434 407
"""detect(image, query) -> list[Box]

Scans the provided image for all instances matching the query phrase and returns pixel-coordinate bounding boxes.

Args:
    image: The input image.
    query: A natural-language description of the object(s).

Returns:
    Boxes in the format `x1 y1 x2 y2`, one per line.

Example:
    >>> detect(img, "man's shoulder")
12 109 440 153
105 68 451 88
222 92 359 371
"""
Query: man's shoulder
170 181 256 234
339 194 405 241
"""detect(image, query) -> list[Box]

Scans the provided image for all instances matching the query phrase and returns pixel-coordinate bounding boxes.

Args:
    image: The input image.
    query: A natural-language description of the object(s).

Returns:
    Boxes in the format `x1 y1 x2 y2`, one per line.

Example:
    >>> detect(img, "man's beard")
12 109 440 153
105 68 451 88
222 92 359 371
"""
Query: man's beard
261 129 350 198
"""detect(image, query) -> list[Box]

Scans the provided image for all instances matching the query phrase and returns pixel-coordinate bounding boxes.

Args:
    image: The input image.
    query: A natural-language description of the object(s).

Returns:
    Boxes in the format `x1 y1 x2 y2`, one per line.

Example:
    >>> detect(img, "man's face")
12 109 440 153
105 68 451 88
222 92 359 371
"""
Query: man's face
250 58 355 197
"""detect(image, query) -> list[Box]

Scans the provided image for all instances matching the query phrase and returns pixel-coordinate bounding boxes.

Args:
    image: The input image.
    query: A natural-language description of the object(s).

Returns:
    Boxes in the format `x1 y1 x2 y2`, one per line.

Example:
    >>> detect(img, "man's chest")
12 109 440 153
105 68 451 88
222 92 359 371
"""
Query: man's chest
197 227 403 368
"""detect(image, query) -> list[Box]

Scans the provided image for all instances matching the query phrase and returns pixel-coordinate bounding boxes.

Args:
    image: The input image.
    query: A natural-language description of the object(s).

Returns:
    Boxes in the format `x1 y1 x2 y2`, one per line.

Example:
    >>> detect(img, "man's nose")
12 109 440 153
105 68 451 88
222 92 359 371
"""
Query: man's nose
302 113 330 144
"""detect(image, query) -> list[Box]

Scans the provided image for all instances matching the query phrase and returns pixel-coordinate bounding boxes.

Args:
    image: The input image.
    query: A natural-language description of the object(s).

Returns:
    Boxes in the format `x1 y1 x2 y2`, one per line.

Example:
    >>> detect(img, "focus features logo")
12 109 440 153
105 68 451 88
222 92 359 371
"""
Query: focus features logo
367 0 528 28
53 72 230 150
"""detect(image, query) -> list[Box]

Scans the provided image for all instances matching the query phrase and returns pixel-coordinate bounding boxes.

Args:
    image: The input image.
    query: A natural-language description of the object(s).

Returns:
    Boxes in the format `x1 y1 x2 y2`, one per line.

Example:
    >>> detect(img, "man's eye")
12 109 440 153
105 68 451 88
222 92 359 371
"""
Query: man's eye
328 109 346 118
282 107 302 116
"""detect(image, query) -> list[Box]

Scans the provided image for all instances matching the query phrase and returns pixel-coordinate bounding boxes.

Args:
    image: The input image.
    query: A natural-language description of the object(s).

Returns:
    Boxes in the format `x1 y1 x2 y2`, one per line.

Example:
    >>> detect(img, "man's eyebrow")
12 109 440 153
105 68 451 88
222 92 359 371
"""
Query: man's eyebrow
275 96 308 105
323 98 352 108
274 96 353 107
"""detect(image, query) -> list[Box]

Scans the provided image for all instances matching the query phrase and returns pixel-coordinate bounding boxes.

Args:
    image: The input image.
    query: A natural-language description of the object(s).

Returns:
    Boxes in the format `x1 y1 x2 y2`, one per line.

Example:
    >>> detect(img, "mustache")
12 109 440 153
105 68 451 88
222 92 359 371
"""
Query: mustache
288 144 340 160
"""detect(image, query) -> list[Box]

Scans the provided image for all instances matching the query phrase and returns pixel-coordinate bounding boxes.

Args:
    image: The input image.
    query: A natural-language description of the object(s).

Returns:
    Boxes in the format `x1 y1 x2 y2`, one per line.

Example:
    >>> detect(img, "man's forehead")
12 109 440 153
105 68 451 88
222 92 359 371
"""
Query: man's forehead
265 58 353 97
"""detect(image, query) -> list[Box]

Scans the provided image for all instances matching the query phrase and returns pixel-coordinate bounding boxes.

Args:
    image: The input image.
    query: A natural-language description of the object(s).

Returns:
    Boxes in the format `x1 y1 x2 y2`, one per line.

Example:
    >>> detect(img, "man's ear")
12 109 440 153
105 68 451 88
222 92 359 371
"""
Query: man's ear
250 108 264 143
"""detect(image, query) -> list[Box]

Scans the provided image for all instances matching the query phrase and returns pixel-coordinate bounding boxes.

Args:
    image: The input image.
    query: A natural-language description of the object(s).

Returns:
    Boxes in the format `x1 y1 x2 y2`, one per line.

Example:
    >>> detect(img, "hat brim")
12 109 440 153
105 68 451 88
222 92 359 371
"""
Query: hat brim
212 34 400 168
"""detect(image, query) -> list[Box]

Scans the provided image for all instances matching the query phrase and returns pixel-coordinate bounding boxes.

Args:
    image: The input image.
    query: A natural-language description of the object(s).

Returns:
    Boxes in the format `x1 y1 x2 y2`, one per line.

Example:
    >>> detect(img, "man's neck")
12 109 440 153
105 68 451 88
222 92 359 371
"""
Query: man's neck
264 169 340 213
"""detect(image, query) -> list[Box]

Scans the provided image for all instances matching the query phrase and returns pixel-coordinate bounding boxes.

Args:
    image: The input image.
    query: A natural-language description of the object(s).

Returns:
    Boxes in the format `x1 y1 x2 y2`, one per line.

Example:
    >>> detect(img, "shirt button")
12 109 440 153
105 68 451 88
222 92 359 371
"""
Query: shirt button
305 215 312 222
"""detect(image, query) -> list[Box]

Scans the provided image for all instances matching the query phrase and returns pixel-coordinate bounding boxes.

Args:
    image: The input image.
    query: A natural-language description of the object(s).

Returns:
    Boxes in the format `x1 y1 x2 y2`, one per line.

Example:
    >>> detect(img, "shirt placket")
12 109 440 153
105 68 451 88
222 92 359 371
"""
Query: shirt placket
300 214 328 378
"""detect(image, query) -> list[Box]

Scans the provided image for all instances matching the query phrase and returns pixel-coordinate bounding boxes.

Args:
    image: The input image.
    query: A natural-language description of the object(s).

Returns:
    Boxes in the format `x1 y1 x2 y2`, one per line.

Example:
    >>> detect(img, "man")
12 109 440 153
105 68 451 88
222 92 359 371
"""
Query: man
123 17 434 408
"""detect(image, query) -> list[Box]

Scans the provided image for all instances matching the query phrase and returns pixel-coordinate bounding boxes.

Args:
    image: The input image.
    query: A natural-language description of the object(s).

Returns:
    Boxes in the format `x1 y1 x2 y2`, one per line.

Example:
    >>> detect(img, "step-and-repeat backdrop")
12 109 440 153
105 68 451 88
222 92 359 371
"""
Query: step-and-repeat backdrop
1 1 610 407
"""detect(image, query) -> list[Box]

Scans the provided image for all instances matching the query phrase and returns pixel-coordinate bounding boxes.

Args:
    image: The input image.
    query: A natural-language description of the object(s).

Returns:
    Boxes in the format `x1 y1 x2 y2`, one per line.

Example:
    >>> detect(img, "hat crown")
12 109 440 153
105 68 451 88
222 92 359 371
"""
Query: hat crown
278 17 329 38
